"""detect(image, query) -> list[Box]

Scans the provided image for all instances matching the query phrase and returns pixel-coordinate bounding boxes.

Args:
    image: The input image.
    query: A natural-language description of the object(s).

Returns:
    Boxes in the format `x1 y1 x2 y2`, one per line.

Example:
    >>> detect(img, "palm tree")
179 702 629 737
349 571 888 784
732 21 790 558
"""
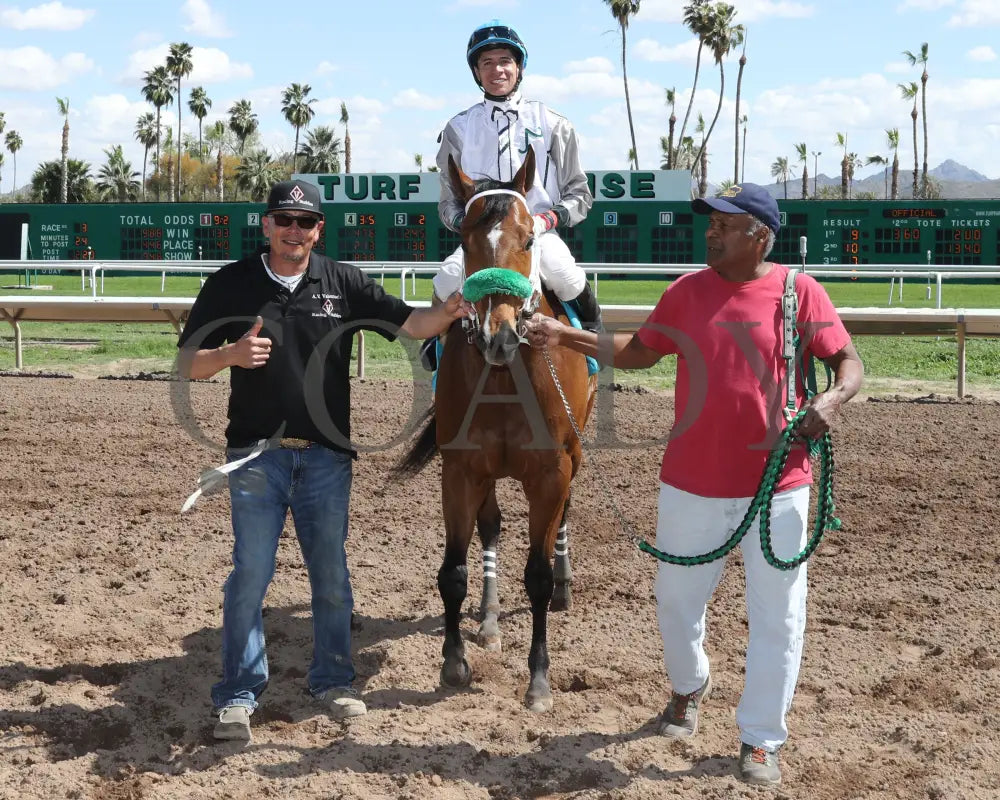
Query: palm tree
770 155 794 199
414 153 423 172
903 42 929 195
134 112 157 200
676 0 712 159
659 136 672 169
866 155 887 199
96 145 140 202
280 83 316 173
56 97 70 203
692 2 743 173
695 114 708 197
236 149 281 201
739 114 748 182
795 142 808 199
297 125 341 173
603 0 641 168
664 88 677 169
0 153 5 195
141 66 173 201
898 81 919 199
627 147 638 171
228 99 258 159
733 30 748 183
835 131 848 199
166 42 194 200
846 152 862 198
887 127 900 200
206 120 229 200
31 158 92 203
188 86 211 162
5 130 22 197
340 101 351 173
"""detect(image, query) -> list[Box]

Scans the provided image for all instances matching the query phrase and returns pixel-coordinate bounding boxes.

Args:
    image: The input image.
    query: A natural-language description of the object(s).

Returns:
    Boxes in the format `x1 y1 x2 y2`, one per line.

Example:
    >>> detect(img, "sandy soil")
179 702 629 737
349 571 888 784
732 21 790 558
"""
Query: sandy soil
1 374 998 800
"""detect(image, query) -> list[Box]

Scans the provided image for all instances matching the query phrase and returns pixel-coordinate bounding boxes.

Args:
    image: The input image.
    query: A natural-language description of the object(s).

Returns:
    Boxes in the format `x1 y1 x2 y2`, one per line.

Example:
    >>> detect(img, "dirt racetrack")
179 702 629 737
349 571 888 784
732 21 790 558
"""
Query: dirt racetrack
1 374 999 800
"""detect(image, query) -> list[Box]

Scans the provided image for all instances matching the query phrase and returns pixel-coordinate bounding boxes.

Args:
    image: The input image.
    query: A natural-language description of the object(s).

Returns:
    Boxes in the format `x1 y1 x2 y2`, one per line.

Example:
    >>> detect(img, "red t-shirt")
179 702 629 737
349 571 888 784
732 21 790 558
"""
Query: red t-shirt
637 264 850 498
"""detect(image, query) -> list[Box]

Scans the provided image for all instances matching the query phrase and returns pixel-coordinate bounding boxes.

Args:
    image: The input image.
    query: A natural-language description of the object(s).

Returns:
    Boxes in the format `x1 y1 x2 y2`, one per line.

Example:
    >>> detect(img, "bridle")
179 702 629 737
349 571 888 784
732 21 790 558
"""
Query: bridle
460 188 541 343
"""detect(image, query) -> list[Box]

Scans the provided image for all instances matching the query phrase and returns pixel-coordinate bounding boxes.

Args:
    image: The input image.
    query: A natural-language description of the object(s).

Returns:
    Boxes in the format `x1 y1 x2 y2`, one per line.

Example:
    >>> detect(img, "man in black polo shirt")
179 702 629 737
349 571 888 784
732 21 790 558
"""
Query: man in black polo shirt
178 179 471 742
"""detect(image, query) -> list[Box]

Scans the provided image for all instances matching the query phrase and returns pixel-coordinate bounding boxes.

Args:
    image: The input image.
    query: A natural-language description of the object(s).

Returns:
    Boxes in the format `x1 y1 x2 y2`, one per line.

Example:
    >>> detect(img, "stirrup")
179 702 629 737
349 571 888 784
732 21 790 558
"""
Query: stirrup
419 337 439 372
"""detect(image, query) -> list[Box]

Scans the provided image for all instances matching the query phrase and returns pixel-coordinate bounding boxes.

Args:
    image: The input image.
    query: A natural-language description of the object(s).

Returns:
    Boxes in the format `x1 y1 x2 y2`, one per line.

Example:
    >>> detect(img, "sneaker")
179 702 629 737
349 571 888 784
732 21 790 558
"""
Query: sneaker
319 686 367 720
213 705 251 741
658 674 711 738
739 743 782 786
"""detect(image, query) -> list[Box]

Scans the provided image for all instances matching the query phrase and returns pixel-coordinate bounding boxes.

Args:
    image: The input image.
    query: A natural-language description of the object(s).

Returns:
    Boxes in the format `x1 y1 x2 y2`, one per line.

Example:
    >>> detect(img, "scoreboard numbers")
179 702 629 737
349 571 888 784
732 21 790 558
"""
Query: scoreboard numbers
1 177 996 271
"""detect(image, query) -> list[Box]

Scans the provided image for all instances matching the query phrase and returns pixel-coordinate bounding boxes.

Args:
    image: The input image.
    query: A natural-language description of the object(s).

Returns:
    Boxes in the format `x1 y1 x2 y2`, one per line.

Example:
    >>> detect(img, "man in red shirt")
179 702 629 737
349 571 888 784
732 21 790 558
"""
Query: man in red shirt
524 183 863 786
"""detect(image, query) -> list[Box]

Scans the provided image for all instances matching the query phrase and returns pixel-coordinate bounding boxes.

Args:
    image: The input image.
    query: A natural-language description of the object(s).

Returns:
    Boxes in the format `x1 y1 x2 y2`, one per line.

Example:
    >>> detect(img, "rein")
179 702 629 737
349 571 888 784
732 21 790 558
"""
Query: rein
540 280 841 570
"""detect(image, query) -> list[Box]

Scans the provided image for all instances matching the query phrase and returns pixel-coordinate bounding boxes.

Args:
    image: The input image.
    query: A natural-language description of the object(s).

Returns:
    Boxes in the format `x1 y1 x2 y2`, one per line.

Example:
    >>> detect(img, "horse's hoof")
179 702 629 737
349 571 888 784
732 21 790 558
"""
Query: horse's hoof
524 691 553 713
476 622 502 651
549 592 572 613
441 658 472 688
477 632 502 652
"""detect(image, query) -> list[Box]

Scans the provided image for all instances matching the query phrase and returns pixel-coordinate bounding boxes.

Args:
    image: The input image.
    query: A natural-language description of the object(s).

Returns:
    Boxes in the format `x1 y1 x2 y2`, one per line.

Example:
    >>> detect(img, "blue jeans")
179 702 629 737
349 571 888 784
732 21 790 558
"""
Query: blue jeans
211 444 355 711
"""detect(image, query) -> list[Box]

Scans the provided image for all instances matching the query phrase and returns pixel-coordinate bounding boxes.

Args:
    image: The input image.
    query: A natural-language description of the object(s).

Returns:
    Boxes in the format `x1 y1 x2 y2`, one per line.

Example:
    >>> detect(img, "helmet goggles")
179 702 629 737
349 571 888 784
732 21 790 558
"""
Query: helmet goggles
467 22 528 71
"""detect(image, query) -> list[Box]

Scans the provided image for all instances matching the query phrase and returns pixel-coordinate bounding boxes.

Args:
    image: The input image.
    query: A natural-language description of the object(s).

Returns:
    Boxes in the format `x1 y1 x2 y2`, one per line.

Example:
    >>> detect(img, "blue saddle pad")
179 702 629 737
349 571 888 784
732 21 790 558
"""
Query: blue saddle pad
559 301 600 376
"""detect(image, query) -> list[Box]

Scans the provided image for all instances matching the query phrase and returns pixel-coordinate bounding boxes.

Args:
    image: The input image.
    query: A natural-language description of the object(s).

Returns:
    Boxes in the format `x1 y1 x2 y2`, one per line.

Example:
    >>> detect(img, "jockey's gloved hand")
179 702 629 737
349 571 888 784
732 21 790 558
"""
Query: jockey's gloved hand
532 211 559 238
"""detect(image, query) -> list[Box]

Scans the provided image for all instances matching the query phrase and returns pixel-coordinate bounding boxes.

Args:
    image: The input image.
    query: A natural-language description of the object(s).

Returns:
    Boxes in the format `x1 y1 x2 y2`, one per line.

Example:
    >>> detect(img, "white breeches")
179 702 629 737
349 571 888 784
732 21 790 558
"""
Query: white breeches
432 231 586 302
653 482 810 751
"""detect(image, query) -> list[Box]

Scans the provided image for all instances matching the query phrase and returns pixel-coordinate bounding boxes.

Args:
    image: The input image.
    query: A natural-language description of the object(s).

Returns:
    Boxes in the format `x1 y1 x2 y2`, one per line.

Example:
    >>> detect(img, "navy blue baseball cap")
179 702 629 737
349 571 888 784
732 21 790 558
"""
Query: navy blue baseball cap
693 183 780 235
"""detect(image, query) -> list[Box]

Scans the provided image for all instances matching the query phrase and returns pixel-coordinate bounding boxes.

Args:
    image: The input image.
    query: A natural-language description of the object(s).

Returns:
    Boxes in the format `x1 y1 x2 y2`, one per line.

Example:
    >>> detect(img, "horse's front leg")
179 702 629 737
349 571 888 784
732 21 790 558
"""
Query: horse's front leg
476 484 502 652
438 460 488 689
550 493 573 612
522 471 572 713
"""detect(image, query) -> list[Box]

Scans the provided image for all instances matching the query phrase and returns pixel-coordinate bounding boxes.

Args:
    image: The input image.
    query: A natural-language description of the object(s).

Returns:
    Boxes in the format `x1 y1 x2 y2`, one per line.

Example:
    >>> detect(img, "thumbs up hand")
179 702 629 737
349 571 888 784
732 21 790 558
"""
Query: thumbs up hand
232 316 271 369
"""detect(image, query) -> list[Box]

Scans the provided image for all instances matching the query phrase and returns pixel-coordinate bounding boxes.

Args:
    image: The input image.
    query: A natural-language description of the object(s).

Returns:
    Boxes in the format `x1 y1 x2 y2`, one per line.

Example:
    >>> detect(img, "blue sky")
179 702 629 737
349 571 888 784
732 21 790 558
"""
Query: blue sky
1 0 998 195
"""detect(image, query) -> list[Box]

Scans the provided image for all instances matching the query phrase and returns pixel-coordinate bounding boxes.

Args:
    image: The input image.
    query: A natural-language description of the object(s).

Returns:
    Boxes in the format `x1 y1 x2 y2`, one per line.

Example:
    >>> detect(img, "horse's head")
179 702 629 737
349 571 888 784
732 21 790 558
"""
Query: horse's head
448 148 540 367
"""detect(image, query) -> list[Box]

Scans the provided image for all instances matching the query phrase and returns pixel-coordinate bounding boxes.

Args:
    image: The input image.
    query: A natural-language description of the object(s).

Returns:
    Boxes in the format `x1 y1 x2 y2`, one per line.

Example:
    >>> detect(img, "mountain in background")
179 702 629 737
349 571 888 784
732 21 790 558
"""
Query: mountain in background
749 159 1000 201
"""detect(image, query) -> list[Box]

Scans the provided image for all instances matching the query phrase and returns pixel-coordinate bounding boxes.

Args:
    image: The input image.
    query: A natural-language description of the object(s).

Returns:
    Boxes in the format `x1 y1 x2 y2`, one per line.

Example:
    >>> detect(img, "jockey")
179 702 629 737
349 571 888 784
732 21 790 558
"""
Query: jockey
421 19 601 370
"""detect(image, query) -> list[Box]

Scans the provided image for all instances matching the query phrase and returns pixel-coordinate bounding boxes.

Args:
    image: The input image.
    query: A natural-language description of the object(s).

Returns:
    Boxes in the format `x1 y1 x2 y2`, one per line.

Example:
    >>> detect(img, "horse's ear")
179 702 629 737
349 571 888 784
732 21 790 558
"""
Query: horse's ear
513 146 535 197
448 154 475 204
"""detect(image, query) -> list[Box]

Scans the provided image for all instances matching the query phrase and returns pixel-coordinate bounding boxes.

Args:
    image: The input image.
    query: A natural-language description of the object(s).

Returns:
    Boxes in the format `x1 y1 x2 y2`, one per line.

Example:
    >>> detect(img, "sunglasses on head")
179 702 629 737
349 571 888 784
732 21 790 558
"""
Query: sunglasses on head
269 213 322 229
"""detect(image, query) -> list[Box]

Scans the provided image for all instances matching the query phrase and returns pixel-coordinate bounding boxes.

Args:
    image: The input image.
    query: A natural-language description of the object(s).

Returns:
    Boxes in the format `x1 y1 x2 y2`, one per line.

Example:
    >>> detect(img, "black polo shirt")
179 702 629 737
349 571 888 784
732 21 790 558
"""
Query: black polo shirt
178 250 413 456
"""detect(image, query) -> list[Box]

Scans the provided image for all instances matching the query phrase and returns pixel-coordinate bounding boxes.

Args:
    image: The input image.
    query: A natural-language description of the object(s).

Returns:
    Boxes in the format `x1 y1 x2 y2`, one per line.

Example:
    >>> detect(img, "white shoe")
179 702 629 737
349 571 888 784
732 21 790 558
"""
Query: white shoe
213 705 252 741
318 687 367 720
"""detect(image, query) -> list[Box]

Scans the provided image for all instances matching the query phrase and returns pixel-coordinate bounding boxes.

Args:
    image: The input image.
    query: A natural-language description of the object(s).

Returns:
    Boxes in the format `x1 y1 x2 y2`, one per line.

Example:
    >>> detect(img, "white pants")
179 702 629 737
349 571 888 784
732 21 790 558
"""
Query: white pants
432 231 586 302
653 482 809 751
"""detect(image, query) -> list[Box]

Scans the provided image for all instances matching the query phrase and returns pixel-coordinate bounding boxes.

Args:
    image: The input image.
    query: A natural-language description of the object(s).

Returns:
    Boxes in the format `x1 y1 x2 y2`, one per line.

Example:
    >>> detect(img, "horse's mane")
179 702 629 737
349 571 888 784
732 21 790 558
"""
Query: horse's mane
466 176 521 230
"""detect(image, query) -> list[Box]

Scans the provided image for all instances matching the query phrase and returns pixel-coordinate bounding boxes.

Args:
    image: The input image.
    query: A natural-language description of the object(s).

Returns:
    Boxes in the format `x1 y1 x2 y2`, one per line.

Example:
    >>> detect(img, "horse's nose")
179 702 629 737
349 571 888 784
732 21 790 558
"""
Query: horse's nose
490 322 521 365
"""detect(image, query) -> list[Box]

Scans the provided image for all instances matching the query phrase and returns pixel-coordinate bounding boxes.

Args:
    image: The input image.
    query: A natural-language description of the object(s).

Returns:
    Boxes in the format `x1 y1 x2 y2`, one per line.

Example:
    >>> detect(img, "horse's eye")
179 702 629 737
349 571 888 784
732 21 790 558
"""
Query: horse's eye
525 236 535 251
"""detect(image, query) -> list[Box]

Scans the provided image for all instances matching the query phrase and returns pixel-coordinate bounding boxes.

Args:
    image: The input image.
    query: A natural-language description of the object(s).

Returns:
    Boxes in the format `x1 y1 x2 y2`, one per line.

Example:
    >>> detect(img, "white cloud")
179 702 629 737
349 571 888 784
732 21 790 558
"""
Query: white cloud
82 94 150 142
895 0 955 9
181 0 232 37
634 37 700 63
948 0 1000 25
317 61 339 76
638 0 813 23
564 57 615 74
392 89 447 110
0 46 94 89
123 45 252 84
0 1 94 30
967 45 997 62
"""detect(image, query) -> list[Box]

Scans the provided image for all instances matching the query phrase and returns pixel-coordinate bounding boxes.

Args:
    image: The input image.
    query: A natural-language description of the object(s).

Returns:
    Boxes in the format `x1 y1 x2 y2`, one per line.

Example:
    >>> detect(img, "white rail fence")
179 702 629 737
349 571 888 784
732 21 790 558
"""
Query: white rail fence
2 292 998 397
3 259 999 308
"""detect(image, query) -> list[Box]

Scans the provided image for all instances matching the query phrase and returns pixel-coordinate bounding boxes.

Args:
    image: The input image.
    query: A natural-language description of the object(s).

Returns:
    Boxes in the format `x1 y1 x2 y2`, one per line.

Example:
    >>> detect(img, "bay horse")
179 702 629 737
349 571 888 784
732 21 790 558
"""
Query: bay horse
395 148 597 712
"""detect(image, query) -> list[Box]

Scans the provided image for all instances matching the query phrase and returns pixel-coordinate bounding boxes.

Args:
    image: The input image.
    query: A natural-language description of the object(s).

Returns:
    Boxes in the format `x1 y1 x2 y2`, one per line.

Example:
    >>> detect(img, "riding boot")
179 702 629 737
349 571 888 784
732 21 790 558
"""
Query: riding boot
419 337 438 372
571 283 603 333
